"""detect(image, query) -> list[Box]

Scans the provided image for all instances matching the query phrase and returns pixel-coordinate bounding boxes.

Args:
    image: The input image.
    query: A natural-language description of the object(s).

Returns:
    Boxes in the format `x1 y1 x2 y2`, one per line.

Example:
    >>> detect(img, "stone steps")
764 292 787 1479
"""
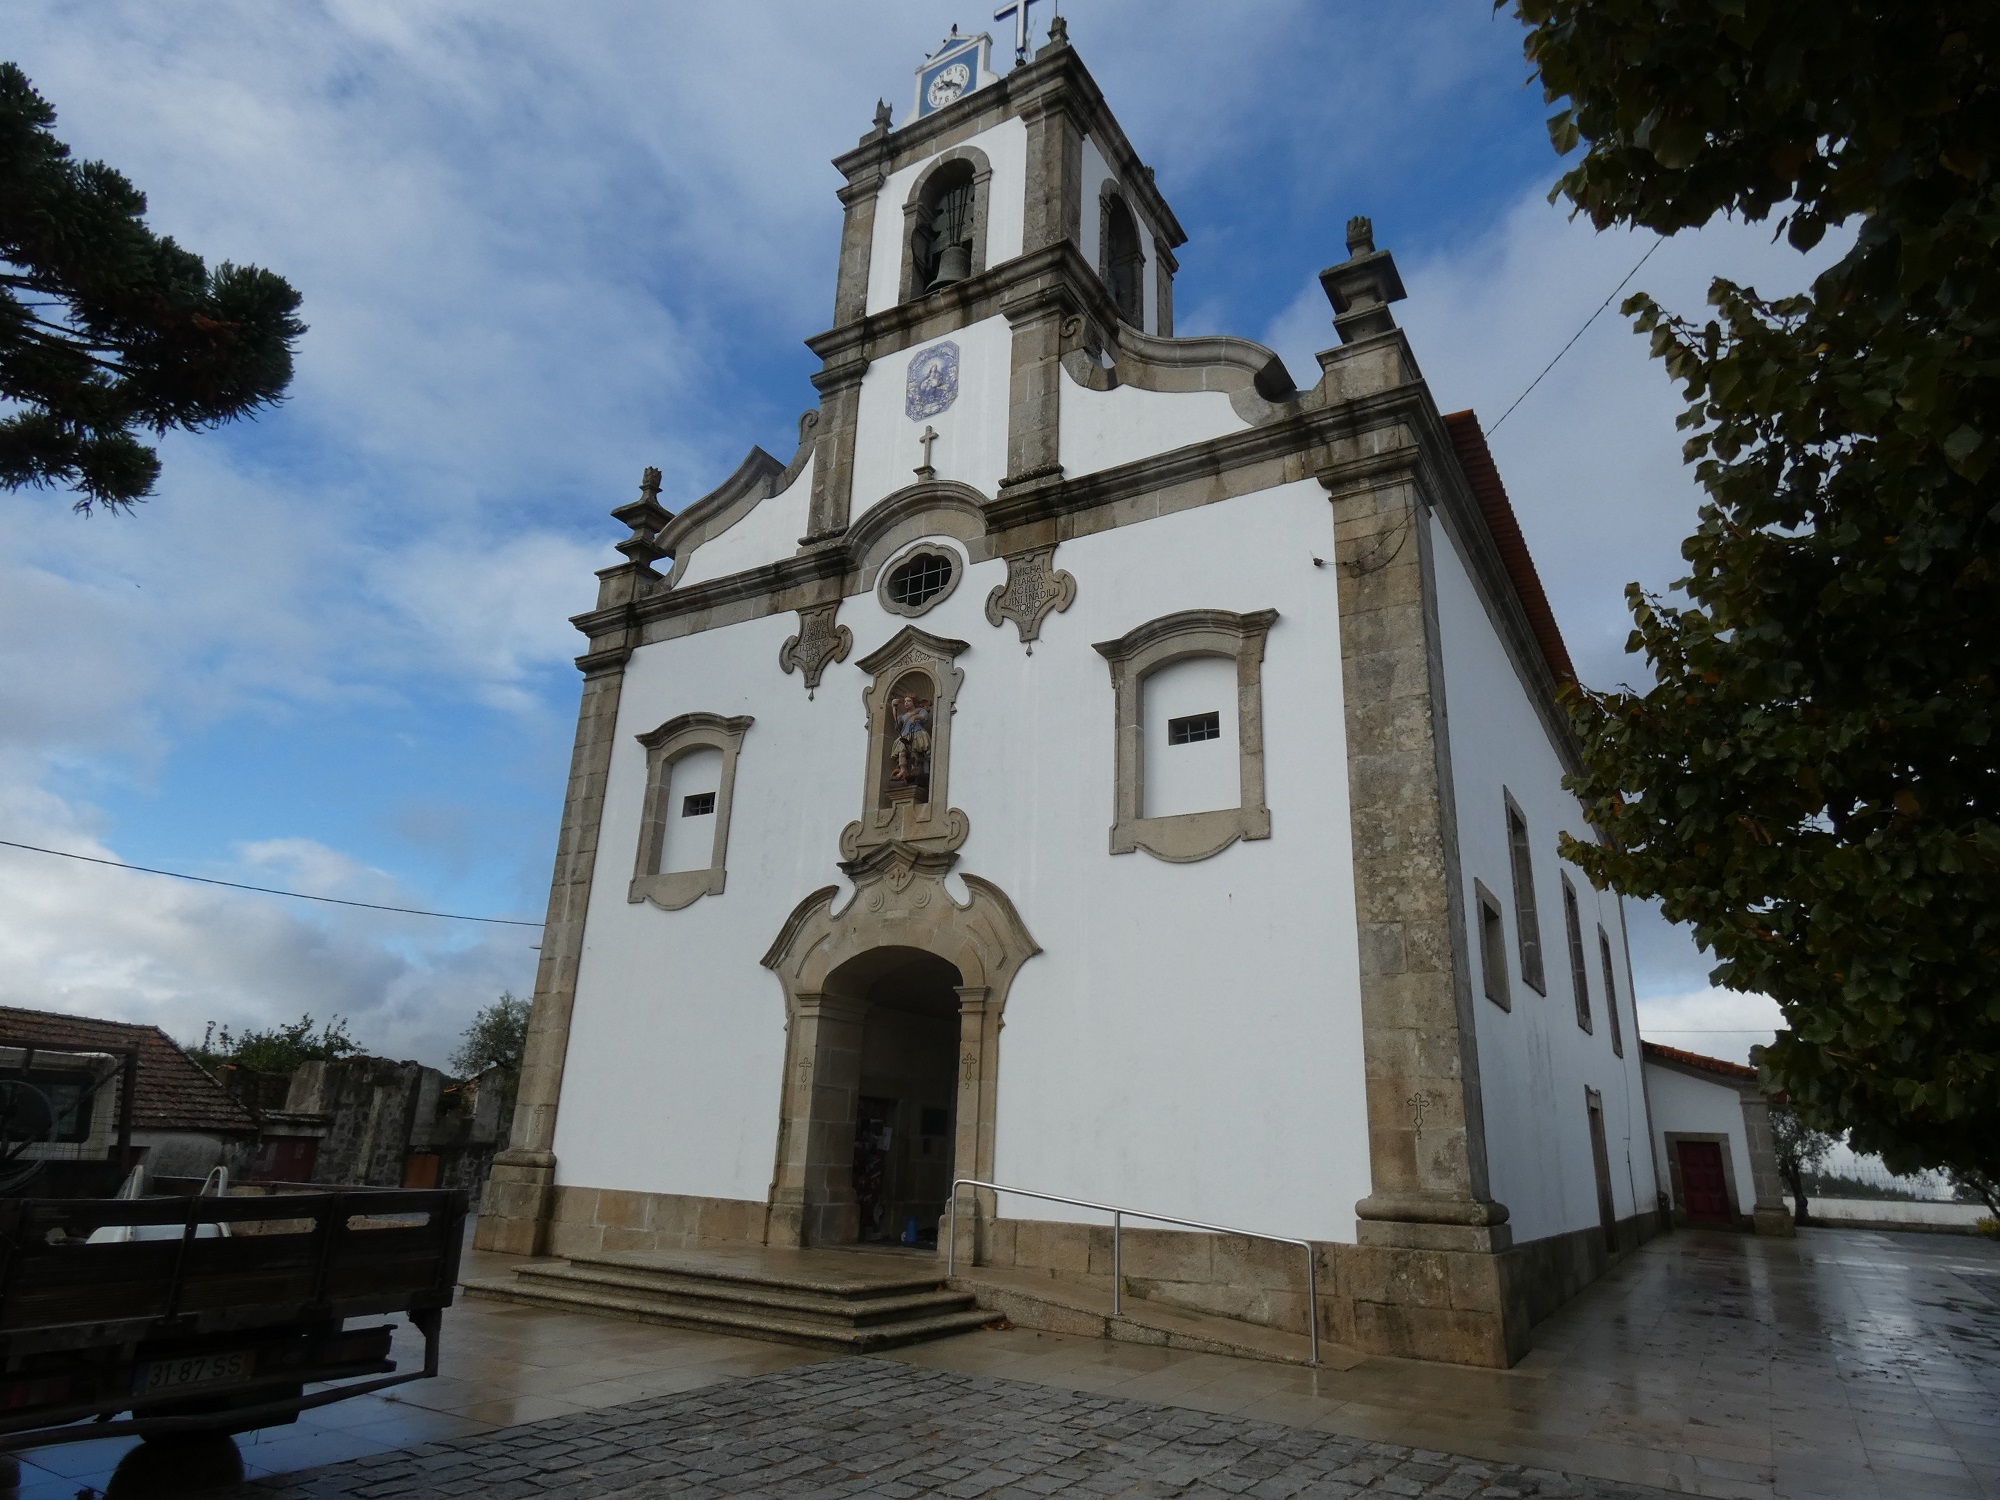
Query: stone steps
462 1247 998 1353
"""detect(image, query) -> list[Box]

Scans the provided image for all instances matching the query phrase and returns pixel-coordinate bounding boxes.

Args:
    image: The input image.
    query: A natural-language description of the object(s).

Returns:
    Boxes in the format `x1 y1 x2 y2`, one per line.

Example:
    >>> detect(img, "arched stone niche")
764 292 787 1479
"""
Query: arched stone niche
898 146 994 304
759 865 1039 1248
840 626 971 862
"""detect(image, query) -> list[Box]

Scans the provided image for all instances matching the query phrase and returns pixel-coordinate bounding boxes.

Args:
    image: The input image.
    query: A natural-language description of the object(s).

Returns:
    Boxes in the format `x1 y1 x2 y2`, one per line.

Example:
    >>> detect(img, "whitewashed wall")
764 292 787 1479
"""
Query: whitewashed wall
1643 1063 1756 1215
1429 512 1659 1246
851 315 1014 514
552 477 1374 1244
864 115 1029 318
1060 373 1245 480
676 458 812 589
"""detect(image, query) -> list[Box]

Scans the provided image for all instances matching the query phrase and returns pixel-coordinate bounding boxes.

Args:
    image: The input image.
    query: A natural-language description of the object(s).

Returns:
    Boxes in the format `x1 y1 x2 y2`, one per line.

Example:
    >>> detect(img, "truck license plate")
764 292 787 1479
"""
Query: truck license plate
138 1350 255 1395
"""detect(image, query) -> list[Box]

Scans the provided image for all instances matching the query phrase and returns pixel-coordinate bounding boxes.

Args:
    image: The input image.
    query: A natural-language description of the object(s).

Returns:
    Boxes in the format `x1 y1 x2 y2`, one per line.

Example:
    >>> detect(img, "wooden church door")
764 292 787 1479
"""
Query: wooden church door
1676 1140 1732 1224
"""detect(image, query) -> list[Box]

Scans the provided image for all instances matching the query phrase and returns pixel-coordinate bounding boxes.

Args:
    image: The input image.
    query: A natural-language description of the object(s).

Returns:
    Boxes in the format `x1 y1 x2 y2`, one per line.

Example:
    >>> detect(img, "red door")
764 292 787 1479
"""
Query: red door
1677 1140 1732 1224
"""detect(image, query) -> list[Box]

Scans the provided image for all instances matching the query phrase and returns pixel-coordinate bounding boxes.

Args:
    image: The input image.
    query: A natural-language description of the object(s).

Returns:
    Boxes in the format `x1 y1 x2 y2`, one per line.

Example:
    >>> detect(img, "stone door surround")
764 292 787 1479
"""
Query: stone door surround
761 867 1039 1249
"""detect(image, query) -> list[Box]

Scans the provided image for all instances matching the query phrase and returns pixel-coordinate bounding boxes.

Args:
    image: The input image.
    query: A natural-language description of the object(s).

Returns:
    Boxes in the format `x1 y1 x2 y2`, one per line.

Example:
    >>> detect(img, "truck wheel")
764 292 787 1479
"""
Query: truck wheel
104 1431 244 1496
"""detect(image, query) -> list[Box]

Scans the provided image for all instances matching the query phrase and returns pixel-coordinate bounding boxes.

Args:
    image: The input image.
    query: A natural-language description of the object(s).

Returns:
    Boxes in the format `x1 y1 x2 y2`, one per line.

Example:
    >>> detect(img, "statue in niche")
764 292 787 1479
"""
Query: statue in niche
883 671 934 802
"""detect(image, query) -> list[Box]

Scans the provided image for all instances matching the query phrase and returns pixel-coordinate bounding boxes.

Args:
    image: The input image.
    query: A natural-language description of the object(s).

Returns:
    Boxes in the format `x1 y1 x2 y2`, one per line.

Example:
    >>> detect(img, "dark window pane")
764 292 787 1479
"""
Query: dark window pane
1506 799 1546 994
1167 711 1220 745
1564 878 1592 1033
886 552 954 609
1600 930 1625 1058
681 791 716 818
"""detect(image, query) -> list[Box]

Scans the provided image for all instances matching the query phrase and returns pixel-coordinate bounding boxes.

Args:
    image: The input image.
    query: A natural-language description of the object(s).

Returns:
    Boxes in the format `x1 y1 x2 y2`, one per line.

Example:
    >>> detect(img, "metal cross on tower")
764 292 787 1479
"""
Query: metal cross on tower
994 0 1039 62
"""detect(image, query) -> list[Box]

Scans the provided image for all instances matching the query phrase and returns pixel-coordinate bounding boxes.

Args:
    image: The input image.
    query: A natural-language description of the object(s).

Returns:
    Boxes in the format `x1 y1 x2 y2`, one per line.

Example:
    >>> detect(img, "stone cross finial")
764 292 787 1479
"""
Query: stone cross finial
1346 216 1375 257
915 425 939 479
995 0 1038 61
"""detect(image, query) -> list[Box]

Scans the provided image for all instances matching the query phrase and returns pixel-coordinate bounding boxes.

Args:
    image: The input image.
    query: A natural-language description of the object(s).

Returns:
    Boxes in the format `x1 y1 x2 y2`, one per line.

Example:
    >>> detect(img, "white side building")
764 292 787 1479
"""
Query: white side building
480 23 1664 1367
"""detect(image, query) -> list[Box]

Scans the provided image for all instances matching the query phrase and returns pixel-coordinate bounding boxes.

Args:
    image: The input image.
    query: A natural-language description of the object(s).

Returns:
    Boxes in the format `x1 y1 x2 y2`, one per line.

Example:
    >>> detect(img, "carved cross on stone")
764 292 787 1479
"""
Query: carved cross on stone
915 425 938 480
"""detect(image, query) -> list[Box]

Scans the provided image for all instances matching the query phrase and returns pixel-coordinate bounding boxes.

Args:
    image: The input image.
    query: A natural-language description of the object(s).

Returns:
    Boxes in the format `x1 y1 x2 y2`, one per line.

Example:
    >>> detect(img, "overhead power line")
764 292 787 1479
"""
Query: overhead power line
0 838 542 928
1489 235 1665 434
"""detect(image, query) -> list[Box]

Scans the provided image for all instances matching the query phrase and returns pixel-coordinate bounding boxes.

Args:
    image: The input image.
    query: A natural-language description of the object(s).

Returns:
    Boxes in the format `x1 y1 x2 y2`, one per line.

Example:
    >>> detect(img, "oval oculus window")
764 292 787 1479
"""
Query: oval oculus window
884 550 955 612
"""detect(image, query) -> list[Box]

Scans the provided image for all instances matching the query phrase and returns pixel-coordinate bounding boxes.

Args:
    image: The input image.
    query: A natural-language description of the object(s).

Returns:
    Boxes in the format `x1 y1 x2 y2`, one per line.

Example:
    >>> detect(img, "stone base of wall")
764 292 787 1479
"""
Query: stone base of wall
542 1185 773 1258
1503 1209 1663 1329
481 1184 1667 1370
981 1207 1667 1369
474 1157 557 1255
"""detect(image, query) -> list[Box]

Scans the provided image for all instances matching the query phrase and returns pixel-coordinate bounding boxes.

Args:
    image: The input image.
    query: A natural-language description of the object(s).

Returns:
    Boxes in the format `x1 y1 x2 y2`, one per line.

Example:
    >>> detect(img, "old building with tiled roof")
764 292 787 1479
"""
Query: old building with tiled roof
0 1004 255 1179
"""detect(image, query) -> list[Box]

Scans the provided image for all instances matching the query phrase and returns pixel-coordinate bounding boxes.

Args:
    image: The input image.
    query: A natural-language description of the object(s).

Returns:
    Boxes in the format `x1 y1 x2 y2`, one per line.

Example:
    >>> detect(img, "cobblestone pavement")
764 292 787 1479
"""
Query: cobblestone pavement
238 1357 1675 1500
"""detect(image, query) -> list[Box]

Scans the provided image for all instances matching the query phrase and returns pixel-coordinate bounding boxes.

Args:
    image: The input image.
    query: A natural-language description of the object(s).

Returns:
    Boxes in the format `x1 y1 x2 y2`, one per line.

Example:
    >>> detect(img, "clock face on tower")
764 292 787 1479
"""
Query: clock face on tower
926 62 971 109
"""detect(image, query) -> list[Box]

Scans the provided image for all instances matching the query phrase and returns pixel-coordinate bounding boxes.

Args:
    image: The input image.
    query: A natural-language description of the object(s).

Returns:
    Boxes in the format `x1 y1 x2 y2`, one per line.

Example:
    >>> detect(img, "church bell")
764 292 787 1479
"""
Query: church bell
930 241 972 289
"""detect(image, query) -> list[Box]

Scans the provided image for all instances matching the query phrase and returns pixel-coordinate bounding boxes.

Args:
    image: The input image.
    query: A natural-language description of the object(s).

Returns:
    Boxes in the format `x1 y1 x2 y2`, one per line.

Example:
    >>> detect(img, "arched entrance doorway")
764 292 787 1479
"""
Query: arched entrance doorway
760 864 1038 1249
832 947 961 1246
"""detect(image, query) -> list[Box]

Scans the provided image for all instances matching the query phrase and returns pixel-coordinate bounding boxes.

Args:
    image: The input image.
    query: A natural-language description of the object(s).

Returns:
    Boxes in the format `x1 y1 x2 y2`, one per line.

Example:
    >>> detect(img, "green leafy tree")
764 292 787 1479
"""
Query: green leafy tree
1767 1100 1836 1226
450 992 530 1077
192 1013 360 1076
1503 2 1999 1183
0 62 304 512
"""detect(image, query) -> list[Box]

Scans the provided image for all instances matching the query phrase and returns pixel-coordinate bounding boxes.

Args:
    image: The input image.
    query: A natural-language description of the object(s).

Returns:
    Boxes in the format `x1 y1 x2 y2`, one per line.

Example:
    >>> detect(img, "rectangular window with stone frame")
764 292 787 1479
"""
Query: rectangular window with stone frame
1504 792 1546 995
1562 875 1592 1033
1598 928 1625 1058
1475 879 1510 1011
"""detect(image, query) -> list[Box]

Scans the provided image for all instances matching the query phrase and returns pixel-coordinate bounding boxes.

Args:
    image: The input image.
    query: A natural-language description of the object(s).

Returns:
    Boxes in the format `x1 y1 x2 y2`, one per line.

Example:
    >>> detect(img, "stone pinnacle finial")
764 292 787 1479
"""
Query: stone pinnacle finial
1319 216 1406 346
611 465 672 570
873 99 893 133
1048 14 1069 46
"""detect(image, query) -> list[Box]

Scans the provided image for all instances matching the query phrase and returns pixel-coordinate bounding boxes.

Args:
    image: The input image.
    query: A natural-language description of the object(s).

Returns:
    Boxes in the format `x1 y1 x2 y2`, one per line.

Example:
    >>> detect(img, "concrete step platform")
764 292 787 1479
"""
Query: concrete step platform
462 1242 1355 1367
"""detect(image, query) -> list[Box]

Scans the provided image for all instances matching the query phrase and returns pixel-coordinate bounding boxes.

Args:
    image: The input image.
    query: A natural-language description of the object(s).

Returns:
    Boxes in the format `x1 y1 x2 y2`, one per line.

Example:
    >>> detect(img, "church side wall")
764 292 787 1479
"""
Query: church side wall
1427 513 1658 1248
547 476 1372 1249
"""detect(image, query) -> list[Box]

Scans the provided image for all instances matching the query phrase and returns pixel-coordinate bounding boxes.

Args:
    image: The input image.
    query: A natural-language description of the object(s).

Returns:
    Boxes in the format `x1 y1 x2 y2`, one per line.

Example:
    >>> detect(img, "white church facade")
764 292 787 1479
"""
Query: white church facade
478 21 1664 1368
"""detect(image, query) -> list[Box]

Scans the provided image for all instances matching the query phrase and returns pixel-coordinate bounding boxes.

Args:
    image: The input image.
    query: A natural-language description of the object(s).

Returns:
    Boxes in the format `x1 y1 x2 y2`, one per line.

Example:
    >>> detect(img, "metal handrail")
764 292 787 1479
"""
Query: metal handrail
944 1177 1318 1366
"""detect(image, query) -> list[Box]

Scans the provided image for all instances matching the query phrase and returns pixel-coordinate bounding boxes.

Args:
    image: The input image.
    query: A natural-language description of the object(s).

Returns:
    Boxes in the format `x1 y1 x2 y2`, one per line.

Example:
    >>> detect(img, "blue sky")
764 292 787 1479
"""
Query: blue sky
0 1 1825 1068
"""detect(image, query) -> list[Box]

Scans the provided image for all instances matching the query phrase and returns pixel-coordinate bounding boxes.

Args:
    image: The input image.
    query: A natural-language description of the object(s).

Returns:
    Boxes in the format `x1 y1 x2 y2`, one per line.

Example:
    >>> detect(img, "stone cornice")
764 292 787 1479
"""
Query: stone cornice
568 363 1586 784
804 241 1119 371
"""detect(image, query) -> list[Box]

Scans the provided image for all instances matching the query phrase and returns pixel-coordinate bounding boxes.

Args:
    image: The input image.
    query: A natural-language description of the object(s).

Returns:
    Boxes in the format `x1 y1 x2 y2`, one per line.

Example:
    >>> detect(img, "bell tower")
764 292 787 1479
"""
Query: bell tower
801 16 1187 542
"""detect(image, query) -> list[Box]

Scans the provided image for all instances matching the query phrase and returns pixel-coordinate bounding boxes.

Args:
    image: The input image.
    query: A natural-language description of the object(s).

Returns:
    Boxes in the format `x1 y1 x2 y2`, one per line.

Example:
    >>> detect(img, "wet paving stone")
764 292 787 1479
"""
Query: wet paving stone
230 1357 1675 1499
